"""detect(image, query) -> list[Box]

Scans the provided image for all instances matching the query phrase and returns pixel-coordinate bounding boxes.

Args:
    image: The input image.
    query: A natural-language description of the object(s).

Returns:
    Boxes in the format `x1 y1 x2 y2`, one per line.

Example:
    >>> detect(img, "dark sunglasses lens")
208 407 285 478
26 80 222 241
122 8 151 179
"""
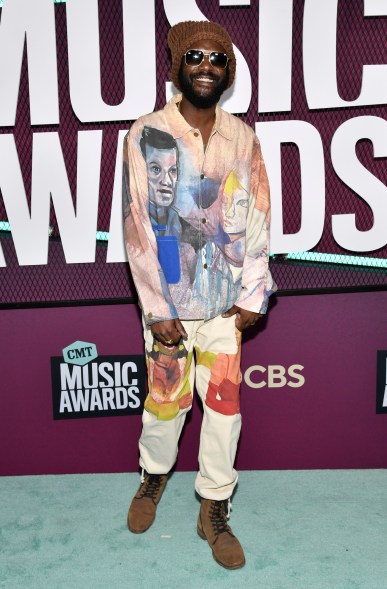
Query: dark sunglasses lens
210 52 228 68
185 50 204 65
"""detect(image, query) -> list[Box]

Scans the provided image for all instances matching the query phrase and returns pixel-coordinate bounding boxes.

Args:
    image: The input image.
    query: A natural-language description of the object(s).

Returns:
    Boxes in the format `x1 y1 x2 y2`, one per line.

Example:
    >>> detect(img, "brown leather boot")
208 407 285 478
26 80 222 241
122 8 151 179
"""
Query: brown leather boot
197 499 245 569
127 471 168 533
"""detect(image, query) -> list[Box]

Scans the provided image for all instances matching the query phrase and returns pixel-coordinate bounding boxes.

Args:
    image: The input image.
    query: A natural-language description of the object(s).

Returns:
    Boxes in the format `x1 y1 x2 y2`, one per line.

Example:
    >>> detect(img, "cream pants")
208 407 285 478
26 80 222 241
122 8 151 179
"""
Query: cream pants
139 314 242 500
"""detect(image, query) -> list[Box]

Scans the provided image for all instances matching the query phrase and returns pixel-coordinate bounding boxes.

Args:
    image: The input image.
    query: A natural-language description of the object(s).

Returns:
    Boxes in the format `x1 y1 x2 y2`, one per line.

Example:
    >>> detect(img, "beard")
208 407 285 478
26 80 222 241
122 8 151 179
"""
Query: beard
178 63 229 109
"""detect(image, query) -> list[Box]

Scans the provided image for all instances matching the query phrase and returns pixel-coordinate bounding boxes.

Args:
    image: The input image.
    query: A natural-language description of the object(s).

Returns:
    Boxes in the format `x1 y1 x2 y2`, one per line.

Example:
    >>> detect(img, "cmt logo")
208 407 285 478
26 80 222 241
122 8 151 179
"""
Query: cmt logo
63 341 98 366
244 365 305 389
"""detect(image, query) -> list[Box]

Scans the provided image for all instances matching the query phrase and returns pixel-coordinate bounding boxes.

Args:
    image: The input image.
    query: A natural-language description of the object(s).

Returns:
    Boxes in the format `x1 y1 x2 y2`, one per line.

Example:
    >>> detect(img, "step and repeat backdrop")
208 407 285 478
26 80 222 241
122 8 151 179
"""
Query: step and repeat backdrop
0 0 386 475
1 292 387 475
0 0 386 306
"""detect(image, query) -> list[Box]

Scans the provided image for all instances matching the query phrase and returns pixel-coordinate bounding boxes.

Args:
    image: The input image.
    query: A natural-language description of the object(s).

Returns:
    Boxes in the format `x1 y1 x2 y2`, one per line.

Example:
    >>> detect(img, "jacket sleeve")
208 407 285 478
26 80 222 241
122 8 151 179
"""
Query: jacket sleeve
122 126 178 325
235 136 276 314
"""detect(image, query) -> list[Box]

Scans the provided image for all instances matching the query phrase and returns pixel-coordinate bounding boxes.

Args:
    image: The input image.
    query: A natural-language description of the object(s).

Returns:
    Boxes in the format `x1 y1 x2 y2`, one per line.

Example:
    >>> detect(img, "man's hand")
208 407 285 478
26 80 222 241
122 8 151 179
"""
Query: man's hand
150 319 187 346
222 305 262 331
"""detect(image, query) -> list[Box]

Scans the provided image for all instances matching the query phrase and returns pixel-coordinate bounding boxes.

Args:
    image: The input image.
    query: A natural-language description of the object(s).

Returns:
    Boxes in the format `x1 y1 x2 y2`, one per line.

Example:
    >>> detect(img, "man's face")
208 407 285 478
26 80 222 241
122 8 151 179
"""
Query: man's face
178 39 229 109
145 146 178 207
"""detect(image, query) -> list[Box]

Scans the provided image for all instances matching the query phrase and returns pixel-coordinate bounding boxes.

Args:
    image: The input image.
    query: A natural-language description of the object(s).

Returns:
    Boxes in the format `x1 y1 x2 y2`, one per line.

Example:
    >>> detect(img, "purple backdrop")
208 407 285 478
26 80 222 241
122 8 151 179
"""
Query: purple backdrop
1 291 386 476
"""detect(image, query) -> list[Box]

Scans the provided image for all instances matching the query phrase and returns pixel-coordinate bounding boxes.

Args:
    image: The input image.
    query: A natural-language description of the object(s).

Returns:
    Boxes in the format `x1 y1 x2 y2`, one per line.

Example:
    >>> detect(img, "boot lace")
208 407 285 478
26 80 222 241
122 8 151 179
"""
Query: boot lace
209 500 232 537
139 473 165 502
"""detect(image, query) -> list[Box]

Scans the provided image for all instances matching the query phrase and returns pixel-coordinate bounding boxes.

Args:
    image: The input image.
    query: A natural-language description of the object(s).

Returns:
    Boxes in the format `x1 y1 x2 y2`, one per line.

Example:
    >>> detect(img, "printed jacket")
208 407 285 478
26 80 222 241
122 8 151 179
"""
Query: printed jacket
123 94 276 325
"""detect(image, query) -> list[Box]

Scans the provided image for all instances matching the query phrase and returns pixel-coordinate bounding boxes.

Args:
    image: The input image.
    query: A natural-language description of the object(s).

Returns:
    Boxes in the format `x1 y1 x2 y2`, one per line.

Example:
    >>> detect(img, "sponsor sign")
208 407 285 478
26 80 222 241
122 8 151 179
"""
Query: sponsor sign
51 341 146 419
244 364 305 389
376 351 387 414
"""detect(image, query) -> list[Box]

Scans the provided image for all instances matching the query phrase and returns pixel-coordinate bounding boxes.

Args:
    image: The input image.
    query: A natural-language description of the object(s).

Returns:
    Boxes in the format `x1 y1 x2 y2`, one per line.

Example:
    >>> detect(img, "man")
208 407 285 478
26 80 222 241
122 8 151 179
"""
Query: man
123 20 275 570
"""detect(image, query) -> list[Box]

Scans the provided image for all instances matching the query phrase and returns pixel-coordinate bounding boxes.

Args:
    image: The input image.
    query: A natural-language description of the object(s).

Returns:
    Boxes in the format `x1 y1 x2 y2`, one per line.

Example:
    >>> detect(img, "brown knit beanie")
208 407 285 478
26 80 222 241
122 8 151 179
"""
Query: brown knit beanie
167 21 236 91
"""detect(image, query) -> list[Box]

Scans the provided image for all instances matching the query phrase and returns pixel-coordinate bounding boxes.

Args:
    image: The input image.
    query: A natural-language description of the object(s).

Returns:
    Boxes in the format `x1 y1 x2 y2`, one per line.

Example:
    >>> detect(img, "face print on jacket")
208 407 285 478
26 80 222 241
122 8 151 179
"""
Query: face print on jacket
140 126 179 226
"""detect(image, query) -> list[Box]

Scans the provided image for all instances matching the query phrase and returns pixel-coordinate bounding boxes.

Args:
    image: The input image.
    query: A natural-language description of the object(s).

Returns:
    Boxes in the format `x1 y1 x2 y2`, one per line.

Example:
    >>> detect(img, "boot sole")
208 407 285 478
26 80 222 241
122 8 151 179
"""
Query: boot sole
128 521 154 534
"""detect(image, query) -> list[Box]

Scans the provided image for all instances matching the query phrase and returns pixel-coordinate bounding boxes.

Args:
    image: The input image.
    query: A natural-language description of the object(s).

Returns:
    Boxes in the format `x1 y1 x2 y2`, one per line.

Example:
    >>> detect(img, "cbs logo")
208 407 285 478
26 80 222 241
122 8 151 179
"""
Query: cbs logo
244 365 305 388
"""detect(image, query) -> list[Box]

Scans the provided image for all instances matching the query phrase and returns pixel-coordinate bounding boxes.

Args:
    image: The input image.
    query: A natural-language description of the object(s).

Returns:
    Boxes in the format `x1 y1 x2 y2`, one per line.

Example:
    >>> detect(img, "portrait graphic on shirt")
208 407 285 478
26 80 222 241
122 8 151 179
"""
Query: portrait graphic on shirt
219 170 248 266
138 125 250 314
140 126 179 232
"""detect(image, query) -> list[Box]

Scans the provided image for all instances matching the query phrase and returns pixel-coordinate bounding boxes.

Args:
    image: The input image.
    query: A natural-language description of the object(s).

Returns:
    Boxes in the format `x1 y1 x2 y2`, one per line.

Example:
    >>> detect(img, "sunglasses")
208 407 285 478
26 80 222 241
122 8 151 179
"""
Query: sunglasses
184 49 229 69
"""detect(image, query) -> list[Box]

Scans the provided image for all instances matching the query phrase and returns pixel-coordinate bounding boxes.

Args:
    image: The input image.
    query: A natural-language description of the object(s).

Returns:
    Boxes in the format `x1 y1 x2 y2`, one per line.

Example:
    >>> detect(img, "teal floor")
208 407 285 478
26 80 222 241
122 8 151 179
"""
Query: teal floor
1 470 386 589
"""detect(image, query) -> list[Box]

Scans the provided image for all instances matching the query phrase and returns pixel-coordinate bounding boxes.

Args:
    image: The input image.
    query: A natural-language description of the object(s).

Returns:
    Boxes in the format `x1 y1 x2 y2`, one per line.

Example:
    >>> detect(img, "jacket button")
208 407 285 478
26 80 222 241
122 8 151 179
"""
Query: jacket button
203 263 208 269
201 218 206 224
200 173 205 179
148 312 153 319
194 132 199 137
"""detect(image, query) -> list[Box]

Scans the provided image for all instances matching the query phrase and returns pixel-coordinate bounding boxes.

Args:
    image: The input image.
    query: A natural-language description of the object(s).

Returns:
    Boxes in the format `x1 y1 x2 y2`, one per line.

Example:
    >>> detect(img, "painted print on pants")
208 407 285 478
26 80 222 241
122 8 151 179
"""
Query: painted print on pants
139 313 242 500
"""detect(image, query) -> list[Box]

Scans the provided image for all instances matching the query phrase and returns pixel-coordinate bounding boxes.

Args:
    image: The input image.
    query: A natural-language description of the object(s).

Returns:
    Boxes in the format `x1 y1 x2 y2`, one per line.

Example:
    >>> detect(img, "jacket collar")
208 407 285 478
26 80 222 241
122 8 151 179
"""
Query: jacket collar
164 94 232 141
